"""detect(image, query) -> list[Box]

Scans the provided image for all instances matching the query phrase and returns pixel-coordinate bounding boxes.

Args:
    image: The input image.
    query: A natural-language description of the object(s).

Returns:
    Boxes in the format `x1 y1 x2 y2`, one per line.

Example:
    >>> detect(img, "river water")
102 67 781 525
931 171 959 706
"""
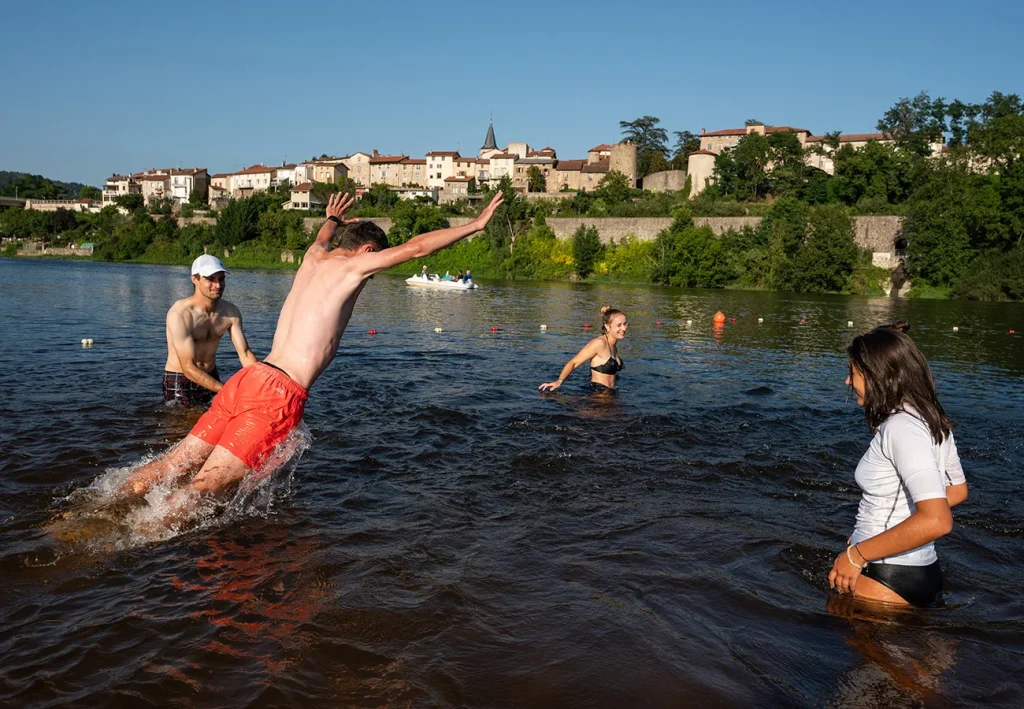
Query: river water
0 258 1022 708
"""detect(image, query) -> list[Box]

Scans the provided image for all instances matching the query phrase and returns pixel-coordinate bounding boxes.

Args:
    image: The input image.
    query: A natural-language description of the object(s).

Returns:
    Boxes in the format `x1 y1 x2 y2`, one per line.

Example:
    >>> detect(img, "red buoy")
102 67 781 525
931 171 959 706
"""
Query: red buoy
800 318 806 324
583 323 592 329
656 321 662 326
730 317 737 323
368 329 377 335
490 325 499 332
1011 329 1017 334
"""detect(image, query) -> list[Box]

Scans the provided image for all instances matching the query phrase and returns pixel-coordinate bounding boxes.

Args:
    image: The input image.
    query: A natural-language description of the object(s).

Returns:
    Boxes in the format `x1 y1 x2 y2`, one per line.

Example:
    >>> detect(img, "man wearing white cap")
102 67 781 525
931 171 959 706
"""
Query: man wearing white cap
161 255 257 407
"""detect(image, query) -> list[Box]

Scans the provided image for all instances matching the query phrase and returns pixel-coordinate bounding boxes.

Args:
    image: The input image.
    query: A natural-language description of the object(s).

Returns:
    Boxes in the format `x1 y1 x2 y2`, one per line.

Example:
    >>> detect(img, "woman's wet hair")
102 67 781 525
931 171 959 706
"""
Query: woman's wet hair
884 320 911 333
332 221 389 252
600 305 625 333
847 326 952 443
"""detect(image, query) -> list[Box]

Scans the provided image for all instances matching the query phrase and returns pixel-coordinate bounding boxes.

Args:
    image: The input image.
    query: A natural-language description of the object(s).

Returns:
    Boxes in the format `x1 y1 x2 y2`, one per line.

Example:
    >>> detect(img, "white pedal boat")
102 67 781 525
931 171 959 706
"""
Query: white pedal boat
405 273 478 290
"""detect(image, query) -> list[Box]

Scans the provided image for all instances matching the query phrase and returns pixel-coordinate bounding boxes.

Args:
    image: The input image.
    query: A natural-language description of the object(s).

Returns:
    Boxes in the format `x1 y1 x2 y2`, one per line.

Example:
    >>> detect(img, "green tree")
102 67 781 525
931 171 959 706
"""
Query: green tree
148 196 175 215
877 91 948 157
388 199 447 245
652 207 727 288
482 175 529 258
114 193 145 212
765 130 807 197
620 115 669 178
48 208 78 235
214 198 261 247
670 130 701 170
594 170 632 205
572 224 603 279
364 183 399 211
761 197 811 289
80 186 101 200
188 189 206 207
713 132 771 200
832 140 915 207
526 165 546 193
789 204 858 292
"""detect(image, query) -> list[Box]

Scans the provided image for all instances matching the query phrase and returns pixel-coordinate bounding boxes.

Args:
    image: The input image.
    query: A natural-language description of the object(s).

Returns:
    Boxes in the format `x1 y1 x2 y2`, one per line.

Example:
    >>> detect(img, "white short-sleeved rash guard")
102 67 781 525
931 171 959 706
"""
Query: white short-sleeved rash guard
849 409 965 566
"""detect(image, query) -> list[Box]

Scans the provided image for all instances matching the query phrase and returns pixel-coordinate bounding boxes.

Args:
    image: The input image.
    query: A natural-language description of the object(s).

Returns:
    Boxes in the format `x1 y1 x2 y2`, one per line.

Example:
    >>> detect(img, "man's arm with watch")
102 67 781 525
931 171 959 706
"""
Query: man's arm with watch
309 192 359 253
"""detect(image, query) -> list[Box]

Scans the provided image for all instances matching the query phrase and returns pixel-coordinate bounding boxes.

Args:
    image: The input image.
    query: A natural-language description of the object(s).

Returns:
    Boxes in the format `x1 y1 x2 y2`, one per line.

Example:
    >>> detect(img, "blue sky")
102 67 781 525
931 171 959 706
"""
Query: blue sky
2 0 1021 185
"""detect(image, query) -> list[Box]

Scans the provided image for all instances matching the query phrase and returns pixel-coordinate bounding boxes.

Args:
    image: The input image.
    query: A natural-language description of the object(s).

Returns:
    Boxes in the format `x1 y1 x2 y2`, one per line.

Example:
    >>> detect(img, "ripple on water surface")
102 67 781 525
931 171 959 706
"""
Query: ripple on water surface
1 260 1023 707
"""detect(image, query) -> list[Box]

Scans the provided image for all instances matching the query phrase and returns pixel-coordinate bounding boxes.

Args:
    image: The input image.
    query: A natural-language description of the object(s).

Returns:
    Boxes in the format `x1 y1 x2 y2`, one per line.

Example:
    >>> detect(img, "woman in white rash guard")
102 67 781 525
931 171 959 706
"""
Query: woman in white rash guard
830 322 969 607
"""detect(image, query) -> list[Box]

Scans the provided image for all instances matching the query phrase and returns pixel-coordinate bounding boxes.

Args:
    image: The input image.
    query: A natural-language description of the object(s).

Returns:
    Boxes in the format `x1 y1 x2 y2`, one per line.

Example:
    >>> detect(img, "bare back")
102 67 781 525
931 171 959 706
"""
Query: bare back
263 254 368 390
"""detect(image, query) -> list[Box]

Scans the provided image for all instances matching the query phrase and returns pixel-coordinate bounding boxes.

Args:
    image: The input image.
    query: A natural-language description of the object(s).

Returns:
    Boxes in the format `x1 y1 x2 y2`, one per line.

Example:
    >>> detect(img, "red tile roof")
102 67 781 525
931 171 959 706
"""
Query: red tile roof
445 176 473 182
805 132 892 143
369 155 409 164
702 126 810 137
210 173 231 179
170 168 208 176
554 160 585 171
582 162 610 173
489 152 516 160
427 151 460 157
589 143 613 152
236 164 276 175
291 182 314 191
400 158 426 165
140 174 169 181
455 157 479 163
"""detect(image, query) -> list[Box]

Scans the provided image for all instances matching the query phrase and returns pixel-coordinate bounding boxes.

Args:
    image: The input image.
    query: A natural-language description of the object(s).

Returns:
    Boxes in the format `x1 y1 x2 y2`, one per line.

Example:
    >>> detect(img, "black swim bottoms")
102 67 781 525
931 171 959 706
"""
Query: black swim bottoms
862 560 943 607
589 381 616 394
162 367 220 407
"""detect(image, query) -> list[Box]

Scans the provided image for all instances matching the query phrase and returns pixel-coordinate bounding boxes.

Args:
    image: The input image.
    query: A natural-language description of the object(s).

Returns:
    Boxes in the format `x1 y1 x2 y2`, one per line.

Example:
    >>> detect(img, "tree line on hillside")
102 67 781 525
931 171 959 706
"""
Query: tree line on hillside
3 90 1022 300
0 171 99 201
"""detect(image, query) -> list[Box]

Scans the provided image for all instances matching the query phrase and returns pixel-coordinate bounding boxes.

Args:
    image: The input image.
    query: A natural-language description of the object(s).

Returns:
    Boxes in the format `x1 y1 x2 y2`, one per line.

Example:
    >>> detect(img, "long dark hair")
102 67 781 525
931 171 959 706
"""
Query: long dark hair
847 326 952 444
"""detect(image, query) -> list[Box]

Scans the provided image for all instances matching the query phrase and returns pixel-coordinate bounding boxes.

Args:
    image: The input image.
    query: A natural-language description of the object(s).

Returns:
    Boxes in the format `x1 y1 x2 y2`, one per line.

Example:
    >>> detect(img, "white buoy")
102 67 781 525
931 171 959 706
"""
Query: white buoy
434 327 443 333
540 324 547 331
757 317 763 324
686 319 693 326
953 326 959 332
81 338 88 345
88 339 94 346
848 321 854 327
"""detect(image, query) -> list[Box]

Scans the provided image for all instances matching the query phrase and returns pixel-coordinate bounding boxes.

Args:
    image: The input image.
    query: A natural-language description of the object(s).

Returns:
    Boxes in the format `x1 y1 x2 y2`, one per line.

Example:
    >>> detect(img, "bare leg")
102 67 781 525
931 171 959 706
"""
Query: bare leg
160 445 251 526
120 435 215 497
854 575 910 606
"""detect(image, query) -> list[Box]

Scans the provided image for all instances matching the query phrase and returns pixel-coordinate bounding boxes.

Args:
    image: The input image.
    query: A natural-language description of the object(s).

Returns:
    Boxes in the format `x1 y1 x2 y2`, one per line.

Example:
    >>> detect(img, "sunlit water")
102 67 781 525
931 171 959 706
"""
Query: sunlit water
1 259 1022 707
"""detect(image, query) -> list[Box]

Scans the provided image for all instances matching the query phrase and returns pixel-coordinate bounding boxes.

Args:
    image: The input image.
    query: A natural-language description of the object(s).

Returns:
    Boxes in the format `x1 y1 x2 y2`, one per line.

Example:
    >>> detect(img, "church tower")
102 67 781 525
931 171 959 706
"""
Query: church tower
479 120 498 159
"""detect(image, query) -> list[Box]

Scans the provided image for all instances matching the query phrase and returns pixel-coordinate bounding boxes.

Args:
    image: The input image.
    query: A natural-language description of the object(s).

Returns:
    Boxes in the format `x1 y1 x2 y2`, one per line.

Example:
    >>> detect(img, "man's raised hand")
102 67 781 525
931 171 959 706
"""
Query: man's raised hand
474 192 504 230
327 192 359 225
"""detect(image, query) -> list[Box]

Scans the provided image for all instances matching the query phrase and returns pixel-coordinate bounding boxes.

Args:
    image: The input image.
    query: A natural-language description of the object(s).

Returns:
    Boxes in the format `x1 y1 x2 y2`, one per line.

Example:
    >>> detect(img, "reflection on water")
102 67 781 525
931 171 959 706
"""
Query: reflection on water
0 259 1022 707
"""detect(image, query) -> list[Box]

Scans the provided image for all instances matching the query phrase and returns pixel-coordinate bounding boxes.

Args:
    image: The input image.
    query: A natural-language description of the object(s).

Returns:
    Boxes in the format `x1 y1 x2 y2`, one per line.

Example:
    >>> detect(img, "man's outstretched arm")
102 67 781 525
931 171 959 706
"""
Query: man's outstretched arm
352 193 504 278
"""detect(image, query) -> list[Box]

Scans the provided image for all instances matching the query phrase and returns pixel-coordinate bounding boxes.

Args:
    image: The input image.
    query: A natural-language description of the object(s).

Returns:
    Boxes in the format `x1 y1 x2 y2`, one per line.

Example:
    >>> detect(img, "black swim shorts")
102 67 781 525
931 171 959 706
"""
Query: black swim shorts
162 367 220 407
863 560 943 607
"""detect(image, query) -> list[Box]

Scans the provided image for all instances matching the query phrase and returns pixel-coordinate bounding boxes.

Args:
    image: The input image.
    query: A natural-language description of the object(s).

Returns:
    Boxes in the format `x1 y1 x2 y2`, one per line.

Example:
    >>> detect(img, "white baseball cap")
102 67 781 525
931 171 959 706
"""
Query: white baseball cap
191 254 228 277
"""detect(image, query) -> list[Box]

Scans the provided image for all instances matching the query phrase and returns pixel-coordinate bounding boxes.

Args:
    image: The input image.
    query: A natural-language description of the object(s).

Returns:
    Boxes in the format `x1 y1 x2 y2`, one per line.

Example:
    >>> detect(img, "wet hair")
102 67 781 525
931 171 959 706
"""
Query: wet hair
884 320 911 334
846 327 952 444
332 221 389 252
600 305 625 333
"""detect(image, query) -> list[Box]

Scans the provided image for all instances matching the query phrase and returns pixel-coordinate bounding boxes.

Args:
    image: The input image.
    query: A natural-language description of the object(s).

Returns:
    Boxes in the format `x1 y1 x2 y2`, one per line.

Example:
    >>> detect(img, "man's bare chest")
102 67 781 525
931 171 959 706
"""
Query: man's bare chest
190 314 231 343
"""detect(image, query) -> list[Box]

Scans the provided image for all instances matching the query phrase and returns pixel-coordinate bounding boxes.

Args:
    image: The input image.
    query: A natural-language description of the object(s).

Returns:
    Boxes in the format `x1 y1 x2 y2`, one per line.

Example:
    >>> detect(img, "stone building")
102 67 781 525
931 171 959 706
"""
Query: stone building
102 174 141 207
286 183 324 211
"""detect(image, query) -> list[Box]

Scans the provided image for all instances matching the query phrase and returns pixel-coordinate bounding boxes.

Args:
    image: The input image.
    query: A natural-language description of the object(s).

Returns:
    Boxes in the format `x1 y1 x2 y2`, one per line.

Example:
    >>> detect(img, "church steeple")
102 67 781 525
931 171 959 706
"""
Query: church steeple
481 120 497 151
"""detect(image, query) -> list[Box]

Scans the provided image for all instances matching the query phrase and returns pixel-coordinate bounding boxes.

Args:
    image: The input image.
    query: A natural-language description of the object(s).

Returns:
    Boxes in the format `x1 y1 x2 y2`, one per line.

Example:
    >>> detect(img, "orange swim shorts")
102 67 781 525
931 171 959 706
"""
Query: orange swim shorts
189 362 308 471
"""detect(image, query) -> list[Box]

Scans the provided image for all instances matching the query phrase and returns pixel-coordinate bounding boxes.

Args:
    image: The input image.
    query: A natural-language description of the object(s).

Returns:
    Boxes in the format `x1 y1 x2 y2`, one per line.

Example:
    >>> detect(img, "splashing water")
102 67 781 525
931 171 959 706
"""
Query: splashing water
48 423 313 552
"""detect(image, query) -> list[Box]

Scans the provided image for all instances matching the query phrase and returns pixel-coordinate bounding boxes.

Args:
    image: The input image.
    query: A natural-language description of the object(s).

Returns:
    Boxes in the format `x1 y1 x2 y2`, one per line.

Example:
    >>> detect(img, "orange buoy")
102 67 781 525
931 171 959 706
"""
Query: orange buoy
490 325 499 332
583 323 592 329
368 329 377 335
713 312 726 324
656 321 662 326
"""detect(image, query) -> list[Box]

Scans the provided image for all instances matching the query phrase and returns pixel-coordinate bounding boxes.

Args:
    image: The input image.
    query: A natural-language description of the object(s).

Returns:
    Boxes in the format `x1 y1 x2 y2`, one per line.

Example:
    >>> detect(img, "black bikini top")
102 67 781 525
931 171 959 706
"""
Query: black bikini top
591 354 623 375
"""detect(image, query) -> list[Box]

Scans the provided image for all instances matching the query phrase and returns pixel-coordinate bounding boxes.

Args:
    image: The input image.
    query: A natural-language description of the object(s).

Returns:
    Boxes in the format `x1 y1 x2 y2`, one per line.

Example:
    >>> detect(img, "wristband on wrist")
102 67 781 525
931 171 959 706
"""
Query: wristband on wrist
327 215 342 225
846 545 868 570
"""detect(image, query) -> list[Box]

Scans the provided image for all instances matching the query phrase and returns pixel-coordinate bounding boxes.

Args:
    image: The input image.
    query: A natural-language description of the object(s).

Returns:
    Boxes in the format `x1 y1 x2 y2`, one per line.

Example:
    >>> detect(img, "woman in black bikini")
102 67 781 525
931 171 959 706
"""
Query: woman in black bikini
539 306 627 393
